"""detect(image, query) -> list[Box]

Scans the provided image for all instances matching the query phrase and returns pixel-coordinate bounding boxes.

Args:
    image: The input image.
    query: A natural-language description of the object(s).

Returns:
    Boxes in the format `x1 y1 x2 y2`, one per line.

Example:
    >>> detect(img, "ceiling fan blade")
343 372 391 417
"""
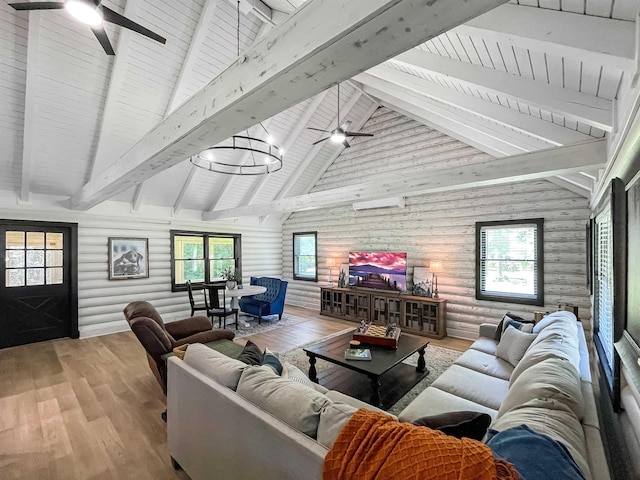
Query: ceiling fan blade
90 25 115 55
102 6 166 44
9 2 64 10
345 132 374 137
342 139 351 148
312 137 330 145
307 127 331 133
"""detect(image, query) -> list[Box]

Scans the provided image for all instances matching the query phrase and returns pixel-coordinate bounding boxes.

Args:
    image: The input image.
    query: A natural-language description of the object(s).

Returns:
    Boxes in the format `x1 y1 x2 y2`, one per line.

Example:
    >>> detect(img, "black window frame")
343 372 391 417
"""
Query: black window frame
293 232 317 282
170 230 241 292
475 218 544 306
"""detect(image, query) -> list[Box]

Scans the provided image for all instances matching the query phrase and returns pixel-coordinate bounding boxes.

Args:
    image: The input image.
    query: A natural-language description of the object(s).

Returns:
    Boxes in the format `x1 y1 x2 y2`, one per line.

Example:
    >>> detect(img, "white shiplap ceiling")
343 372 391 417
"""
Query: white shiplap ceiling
0 0 637 222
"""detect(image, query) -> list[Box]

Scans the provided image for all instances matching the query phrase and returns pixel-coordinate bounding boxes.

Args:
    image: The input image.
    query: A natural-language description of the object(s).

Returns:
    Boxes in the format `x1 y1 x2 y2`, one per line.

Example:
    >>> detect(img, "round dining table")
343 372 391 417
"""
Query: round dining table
204 283 267 328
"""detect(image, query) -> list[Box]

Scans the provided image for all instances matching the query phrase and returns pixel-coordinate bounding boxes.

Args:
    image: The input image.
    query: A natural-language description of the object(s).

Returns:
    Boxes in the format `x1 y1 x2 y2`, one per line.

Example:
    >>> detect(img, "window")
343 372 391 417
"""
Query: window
293 232 317 281
171 230 241 290
476 219 544 305
594 206 614 377
5 231 64 287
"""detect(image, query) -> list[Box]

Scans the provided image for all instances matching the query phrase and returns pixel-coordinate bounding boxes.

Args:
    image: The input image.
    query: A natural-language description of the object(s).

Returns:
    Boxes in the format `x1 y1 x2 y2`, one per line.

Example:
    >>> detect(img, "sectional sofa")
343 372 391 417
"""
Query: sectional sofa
166 310 609 479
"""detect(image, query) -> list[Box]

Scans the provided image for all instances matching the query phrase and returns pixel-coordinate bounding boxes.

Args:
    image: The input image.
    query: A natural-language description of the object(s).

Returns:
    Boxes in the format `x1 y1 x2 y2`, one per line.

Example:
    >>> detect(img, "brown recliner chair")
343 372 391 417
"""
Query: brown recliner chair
124 301 235 394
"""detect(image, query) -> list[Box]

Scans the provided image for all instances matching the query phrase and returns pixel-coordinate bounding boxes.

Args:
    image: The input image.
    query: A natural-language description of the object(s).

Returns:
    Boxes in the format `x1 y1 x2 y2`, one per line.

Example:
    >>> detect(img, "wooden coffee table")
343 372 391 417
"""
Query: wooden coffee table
303 330 430 409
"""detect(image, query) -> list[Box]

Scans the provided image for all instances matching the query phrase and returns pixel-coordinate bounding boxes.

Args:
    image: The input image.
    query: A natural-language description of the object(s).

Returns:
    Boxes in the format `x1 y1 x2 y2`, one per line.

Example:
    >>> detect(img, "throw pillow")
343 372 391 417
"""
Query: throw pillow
261 347 283 375
496 325 537 367
494 312 534 342
282 361 315 388
411 411 492 441
237 340 263 365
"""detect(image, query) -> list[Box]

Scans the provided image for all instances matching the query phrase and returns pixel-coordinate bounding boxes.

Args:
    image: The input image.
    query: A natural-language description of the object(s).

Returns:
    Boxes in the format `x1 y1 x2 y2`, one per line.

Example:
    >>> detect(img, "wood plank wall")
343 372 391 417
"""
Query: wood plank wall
0 206 282 338
282 108 592 340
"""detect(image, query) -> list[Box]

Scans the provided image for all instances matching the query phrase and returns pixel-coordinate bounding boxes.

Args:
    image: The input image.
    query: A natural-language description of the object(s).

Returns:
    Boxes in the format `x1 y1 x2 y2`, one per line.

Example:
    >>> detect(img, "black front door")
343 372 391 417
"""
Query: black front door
0 220 78 349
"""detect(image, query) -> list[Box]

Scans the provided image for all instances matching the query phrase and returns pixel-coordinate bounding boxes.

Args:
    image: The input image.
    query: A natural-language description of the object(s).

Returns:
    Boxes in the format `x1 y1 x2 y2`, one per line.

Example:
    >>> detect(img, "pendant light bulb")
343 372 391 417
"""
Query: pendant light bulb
66 0 103 26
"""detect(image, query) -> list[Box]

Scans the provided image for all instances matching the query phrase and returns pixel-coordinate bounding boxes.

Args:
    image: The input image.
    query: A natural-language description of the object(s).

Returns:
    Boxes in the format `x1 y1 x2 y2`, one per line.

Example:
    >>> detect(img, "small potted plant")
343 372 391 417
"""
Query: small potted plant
221 267 241 289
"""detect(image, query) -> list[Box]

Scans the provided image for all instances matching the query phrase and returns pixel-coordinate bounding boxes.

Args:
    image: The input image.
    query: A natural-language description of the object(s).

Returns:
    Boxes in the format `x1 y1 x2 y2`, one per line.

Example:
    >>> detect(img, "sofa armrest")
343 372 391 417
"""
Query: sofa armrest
166 315 213 339
173 329 235 347
479 323 498 339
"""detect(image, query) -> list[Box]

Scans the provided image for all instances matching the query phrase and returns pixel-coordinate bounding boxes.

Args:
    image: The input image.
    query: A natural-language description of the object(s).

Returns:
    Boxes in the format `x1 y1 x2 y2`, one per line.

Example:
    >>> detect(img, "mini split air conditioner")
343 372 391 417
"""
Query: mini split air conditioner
352 197 405 211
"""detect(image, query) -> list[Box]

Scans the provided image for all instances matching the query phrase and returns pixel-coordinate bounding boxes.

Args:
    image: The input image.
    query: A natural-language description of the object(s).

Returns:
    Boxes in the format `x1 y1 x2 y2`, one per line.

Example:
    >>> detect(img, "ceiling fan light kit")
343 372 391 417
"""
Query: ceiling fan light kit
65 0 102 26
9 0 166 55
308 83 375 148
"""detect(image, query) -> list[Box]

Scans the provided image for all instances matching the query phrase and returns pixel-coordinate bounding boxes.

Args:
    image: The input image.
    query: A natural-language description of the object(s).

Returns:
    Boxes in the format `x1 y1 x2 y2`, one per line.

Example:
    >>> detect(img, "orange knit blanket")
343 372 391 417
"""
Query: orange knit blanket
323 409 520 480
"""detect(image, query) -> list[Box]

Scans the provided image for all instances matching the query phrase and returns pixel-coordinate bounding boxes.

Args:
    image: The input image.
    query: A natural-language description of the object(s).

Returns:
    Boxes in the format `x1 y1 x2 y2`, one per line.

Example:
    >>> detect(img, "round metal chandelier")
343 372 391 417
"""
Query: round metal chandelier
190 1 283 176
190 132 284 175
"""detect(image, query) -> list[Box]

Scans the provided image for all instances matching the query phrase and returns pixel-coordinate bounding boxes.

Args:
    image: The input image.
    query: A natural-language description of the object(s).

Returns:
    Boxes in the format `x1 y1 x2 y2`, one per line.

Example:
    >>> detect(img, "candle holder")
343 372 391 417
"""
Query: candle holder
430 260 442 299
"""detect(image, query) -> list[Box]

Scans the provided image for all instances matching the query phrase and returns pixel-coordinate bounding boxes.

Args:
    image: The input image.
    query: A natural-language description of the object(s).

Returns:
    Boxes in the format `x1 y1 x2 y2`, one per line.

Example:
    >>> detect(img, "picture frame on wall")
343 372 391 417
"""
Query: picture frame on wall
413 267 433 297
108 237 149 280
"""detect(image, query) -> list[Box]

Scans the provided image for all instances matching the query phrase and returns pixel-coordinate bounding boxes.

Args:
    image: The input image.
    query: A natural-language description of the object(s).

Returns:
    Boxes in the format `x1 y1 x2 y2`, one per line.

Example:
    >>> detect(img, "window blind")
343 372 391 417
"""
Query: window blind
595 206 614 372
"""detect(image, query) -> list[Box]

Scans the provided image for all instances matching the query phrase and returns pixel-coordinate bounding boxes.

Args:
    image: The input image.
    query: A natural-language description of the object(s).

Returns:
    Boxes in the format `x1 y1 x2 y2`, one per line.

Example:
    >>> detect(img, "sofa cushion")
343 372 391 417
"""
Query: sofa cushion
317 402 359 449
469 337 498 355
183 343 246 390
490 400 589 480
325 390 392 416
454 348 513 380
398 386 499 423
431 365 510 410
495 326 537 367
499 357 584 421
237 339 263 365
237 365 332 438
412 411 492 441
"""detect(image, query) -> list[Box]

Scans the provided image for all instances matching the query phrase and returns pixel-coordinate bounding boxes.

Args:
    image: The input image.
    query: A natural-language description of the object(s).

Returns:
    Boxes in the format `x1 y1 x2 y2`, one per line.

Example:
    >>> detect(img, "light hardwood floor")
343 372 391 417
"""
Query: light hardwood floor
0 306 470 480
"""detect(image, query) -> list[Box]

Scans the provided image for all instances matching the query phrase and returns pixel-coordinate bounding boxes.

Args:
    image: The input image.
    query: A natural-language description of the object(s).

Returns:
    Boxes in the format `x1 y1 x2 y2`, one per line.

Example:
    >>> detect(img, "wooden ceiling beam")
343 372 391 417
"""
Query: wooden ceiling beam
68 0 510 210
359 67 592 146
203 138 607 220
19 12 42 203
456 4 635 71
391 49 613 131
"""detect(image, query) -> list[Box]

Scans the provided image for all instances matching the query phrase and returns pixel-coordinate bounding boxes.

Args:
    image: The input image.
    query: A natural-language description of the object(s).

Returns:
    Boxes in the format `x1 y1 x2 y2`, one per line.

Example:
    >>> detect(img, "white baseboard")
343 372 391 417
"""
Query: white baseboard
79 320 130 338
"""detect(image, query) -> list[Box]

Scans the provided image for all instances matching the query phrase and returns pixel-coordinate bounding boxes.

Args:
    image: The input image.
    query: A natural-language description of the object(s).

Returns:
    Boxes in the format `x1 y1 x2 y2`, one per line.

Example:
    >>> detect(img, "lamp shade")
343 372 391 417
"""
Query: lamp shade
326 258 336 267
430 260 442 273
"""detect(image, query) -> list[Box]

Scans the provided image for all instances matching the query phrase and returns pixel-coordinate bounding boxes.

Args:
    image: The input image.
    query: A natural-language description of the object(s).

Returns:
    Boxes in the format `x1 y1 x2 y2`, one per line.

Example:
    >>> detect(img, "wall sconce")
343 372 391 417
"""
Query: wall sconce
326 258 336 286
430 260 442 299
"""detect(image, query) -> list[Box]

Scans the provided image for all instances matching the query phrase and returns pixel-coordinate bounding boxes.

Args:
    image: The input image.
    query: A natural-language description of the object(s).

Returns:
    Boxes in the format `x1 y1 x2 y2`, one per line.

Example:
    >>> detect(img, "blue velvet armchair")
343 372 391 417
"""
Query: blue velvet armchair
239 277 288 323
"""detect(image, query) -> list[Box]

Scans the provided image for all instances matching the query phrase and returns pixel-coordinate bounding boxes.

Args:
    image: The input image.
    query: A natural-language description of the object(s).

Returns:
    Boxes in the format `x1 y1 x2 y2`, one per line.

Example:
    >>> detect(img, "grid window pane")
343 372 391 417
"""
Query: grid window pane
46 267 64 285
46 250 63 267
174 236 204 260
6 231 24 249
46 233 63 249
6 250 25 268
26 268 45 286
6 269 25 287
27 250 45 268
26 232 45 249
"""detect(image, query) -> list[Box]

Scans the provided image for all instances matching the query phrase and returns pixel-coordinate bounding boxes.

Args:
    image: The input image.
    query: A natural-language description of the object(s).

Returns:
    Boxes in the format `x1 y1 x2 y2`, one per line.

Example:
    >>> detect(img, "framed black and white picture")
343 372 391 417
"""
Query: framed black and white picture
108 237 149 280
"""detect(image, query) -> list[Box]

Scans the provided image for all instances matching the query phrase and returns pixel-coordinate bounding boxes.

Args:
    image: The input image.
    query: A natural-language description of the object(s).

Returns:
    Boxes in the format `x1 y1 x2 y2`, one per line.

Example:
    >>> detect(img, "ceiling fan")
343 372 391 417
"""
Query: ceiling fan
9 0 166 56
308 84 374 148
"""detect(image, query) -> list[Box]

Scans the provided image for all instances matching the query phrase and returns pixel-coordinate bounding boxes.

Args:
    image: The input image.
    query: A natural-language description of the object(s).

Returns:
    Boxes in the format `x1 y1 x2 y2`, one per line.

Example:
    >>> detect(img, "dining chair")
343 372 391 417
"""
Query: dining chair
206 283 239 330
187 280 208 317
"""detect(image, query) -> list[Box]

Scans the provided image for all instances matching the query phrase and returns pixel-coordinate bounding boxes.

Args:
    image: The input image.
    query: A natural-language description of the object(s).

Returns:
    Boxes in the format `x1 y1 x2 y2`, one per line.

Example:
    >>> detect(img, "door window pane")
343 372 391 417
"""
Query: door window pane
6 250 25 268
6 231 24 249
46 250 63 267
27 250 45 267
26 232 45 249
27 268 45 286
46 233 63 249
46 267 63 285
6 269 25 287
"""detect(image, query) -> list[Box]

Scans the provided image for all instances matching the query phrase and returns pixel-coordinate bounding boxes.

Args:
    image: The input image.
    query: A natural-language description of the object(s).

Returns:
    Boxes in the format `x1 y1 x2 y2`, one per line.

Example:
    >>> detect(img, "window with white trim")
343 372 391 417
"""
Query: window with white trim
293 232 317 281
476 219 544 306
594 206 614 378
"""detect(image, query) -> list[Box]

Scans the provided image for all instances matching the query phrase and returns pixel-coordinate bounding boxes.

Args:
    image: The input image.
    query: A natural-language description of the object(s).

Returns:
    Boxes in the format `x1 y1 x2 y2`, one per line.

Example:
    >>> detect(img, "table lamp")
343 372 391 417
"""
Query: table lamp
326 258 336 286
430 260 442 299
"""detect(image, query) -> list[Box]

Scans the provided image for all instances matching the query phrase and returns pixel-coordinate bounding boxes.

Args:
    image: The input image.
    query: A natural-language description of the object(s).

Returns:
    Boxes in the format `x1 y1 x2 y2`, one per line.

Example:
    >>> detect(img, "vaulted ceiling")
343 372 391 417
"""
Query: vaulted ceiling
1 0 637 223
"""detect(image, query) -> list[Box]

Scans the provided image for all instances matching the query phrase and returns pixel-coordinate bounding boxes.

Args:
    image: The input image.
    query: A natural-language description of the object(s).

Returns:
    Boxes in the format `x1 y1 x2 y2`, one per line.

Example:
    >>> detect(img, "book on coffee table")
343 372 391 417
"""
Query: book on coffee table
344 348 372 361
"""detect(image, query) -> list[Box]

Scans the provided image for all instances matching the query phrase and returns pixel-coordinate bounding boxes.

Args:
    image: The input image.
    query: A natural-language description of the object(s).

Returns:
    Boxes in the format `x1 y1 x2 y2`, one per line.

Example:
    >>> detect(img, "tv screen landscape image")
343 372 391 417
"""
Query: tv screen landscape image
349 252 407 292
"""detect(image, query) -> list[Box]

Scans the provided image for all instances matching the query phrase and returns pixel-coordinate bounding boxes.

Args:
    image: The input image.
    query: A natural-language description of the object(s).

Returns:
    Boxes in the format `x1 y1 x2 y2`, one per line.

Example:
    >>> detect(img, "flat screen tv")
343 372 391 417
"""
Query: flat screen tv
349 252 407 292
